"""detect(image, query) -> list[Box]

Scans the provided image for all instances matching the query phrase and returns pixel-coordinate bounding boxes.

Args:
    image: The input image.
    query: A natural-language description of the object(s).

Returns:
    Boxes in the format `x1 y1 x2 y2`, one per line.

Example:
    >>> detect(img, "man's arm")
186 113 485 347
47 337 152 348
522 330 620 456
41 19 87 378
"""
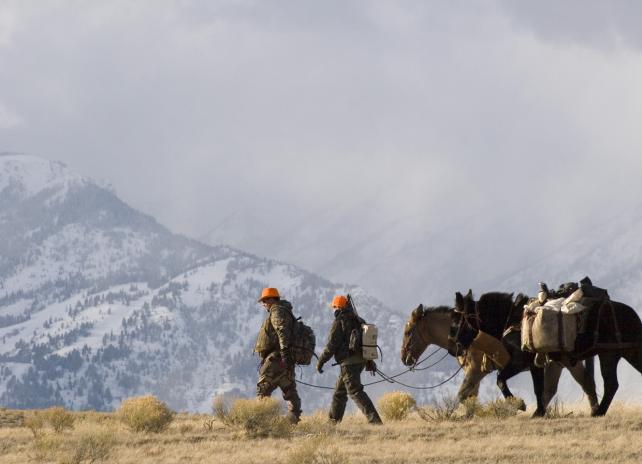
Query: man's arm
317 319 342 369
270 306 294 362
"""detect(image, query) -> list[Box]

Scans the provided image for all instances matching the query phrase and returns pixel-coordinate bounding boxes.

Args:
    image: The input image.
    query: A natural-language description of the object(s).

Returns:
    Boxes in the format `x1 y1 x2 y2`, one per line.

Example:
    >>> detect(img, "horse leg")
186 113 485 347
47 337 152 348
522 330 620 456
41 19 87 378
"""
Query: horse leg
594 354 620 417
541 362 562 411
566 357 598 415
496 361 527 411
457 352 484 401
530 366 546 417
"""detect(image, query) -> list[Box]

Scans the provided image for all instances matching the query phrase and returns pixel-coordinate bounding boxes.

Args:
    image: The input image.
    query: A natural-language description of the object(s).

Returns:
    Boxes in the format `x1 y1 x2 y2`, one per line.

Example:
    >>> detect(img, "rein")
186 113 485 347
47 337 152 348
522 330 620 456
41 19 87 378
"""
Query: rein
295 347 458 391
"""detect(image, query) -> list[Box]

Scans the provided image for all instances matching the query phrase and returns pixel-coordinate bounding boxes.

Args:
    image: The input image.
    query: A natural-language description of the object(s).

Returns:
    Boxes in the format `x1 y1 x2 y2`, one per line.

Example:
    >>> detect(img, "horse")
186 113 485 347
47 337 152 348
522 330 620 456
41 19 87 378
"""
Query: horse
401 291 598 417
545 297 642 416
453 290 598 415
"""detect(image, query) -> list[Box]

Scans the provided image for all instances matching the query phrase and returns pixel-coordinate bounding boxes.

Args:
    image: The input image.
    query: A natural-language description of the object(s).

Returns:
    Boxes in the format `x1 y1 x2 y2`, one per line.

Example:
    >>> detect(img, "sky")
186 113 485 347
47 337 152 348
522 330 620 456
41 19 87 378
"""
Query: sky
2 1 642 305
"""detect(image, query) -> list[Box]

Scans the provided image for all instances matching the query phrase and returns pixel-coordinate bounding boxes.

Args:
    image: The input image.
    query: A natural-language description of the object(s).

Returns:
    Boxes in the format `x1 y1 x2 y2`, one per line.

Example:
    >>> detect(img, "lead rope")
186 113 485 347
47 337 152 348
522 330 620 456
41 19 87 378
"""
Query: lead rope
296 347 460 390
374 365 463 390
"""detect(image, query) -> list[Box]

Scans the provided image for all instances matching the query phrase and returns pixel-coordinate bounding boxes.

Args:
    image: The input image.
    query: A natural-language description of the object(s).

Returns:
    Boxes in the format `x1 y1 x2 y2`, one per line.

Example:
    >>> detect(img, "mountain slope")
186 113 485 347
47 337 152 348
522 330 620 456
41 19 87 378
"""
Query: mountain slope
1 154 439 412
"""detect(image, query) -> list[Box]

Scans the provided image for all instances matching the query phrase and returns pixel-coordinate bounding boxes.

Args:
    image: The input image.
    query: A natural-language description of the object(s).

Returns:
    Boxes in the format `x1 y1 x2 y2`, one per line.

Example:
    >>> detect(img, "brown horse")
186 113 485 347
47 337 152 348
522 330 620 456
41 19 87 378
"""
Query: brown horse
400 301 598 416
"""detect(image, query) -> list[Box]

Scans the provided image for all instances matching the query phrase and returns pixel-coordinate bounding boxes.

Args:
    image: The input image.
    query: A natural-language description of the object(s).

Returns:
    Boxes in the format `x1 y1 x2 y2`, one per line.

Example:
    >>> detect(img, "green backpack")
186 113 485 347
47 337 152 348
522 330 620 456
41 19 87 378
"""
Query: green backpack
291 317 316 365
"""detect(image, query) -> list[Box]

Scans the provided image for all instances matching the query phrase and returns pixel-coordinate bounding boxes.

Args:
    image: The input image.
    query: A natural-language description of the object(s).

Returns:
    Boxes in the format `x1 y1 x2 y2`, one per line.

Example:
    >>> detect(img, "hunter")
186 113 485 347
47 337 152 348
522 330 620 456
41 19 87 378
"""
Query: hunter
254 287 302 423
317 295 383 424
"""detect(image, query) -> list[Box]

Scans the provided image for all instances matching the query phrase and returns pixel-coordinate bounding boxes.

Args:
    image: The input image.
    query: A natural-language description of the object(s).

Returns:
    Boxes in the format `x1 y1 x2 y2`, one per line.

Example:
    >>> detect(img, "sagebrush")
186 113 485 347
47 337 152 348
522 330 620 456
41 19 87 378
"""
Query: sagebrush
417 395 460 422
213 396 292 438
377 391 416 421
61 428 116 464
117 395 174 433
285 436 349 464
44 406 75 433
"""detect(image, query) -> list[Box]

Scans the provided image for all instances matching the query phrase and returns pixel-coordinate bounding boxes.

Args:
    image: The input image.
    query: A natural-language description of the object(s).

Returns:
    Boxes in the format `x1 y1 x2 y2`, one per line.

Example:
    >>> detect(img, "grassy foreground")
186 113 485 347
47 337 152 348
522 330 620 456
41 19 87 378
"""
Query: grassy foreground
1 402 641 464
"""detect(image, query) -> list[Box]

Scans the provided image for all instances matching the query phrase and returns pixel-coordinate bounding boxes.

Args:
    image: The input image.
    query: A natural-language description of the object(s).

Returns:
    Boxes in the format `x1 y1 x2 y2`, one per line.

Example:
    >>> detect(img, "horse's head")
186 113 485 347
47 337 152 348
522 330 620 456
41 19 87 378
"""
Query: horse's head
401 304 455 366
401 304 430 366
449 289 476 355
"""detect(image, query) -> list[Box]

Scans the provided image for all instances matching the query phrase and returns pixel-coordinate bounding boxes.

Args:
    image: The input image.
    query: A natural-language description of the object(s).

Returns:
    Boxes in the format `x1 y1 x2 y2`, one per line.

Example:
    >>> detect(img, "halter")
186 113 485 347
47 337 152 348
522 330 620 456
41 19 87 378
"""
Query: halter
404 305 430 367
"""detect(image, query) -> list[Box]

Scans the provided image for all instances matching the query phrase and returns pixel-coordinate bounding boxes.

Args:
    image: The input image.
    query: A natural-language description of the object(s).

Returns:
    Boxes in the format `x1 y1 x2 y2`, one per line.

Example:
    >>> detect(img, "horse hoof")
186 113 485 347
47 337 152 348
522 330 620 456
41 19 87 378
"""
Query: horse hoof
515 398 527 411
531 409 545 418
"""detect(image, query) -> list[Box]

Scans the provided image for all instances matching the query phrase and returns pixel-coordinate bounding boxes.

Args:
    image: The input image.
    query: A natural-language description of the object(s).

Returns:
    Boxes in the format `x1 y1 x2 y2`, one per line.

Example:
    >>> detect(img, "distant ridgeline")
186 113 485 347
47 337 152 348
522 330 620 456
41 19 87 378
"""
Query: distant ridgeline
0 155 417 412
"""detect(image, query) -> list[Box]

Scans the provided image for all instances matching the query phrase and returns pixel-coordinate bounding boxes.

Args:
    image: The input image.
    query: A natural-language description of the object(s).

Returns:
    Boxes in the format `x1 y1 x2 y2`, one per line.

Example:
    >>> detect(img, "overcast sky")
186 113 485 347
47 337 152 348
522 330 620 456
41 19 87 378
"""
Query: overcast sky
3 1 642 303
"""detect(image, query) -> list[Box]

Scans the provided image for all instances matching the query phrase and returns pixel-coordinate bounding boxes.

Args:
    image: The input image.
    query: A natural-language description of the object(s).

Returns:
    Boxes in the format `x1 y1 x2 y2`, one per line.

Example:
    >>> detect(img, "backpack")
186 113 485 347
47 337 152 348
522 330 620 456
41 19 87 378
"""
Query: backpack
291 317 316 365
347 319 379 361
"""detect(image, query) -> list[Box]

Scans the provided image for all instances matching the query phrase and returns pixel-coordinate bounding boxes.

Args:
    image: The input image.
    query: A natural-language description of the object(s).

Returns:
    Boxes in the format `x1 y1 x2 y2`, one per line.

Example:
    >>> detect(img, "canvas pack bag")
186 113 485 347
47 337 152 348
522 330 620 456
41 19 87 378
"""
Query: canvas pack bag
521 298 579 353
361 324 379 361
471 330 510 369
348 322 379 361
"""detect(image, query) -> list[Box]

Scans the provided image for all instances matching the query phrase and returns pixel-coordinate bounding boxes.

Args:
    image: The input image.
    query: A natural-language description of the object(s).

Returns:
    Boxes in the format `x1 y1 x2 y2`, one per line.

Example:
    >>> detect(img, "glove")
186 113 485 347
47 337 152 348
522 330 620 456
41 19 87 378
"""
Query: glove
365 360 376 375
316 360 325 374
280 351 293 369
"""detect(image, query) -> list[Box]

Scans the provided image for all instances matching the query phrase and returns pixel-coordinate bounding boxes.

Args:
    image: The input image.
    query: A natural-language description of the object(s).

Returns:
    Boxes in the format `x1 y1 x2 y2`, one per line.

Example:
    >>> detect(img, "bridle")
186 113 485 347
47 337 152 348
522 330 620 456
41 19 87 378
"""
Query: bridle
404 305 431 367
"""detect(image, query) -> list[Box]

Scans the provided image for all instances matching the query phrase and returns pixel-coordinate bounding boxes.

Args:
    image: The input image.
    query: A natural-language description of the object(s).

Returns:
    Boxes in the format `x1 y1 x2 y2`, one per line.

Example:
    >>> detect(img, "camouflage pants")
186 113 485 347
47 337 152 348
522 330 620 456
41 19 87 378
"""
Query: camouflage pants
329 363 382 424
257 352 302 420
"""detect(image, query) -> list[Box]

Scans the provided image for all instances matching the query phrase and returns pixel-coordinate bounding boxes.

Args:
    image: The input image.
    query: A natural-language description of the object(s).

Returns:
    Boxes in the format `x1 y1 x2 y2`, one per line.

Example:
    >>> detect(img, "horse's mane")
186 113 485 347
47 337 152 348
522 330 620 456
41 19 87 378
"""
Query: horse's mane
473 292 514 338
424 305 451 314
477 292 513 309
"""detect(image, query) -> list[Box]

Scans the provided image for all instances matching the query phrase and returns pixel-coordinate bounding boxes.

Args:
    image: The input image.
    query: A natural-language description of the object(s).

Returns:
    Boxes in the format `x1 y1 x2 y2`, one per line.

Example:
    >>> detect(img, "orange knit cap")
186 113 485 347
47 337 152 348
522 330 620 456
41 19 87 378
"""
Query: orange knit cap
331 295 348 309
258 288 280 302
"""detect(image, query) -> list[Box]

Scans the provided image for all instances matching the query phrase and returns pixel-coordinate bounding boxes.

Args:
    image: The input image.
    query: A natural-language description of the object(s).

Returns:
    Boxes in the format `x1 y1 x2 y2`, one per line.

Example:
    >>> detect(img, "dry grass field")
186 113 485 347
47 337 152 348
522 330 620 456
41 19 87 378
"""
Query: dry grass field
1 399 641 464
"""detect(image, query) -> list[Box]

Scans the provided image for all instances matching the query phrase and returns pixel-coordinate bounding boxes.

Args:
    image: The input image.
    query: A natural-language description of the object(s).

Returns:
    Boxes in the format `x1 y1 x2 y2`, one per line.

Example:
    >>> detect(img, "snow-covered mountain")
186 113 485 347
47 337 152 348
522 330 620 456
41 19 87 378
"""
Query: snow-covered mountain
0 154 441 412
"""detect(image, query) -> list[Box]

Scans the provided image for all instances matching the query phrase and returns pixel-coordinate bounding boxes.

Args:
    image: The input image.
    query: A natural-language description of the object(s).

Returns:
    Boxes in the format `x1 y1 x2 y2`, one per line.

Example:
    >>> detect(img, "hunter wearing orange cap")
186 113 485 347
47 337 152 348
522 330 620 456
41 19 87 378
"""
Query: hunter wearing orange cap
254 287 302 423
317 295 382 424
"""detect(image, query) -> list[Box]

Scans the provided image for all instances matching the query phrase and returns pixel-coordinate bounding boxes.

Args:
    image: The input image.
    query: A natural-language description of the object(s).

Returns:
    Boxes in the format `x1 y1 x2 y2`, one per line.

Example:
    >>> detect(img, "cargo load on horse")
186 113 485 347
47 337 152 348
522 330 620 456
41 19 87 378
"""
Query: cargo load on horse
517 276 642 416
521 277 611 355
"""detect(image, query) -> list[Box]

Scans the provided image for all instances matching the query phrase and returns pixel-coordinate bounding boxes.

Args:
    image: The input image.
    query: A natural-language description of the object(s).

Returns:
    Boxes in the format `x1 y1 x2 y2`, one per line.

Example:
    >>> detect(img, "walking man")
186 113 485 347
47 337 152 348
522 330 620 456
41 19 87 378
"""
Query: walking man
254 287 302 423
316 295 382 424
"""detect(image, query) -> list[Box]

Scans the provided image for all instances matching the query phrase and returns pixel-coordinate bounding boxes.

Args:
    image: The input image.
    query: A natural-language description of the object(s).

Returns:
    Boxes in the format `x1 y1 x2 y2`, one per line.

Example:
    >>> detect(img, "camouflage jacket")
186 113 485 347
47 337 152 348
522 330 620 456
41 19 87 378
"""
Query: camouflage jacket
254 300 295 359
318 307 365 366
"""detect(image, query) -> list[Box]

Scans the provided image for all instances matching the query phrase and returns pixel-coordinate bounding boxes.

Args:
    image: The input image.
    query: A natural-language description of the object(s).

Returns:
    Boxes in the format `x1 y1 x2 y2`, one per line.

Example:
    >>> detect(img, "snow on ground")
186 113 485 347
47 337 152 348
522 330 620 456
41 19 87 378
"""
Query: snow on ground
0 299 32 317
1 225 150 296
171 259 232 308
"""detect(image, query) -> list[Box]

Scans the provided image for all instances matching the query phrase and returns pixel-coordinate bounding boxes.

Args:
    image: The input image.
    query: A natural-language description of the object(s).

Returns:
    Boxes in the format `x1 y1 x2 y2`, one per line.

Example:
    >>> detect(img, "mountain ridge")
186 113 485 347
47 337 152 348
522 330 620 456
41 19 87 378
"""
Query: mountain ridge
0 155 440 412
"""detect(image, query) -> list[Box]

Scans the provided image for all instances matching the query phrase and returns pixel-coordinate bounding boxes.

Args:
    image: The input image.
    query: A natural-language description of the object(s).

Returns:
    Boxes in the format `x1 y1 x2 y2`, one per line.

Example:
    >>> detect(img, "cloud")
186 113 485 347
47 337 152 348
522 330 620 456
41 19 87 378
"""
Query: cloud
0 5 17 48
498 0 642 50
2 1 642 305
0 103 21 129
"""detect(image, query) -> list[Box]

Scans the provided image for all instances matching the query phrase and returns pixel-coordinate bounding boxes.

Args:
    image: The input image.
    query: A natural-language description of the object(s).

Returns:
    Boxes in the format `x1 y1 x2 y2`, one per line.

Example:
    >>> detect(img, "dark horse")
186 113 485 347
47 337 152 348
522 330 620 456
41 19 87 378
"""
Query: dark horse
401 291 598 417
547 295 642 416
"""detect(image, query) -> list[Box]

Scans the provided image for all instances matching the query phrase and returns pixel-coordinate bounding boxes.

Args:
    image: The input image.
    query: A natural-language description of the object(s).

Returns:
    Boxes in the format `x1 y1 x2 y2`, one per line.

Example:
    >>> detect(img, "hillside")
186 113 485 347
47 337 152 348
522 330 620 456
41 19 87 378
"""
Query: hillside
0 154 420 412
